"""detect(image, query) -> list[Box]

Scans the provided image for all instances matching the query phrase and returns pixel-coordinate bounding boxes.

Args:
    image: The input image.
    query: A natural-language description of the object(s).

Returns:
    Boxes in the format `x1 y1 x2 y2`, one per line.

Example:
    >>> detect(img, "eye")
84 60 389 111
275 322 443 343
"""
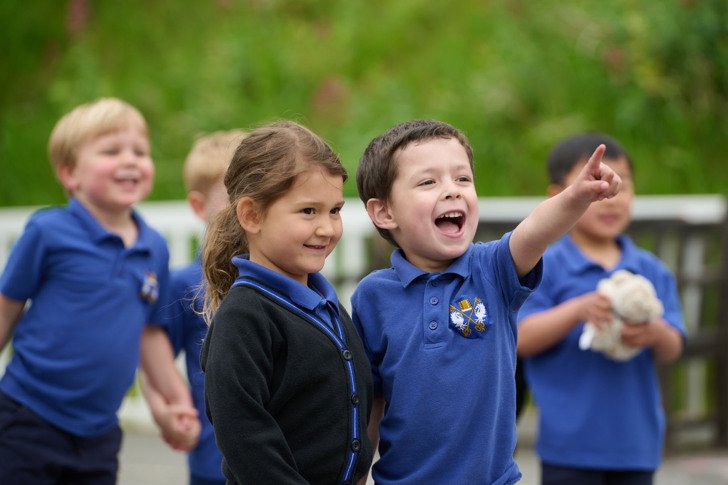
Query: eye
330 207 342 215
302 208 315 215
134 148 148 157
456 175 472 183
418 179 435 187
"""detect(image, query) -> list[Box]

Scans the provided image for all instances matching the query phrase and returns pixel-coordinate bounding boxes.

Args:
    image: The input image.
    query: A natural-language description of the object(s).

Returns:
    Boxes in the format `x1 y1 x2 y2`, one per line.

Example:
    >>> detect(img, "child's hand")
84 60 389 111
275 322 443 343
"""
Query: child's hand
571 144 622 203
152 402 201 451
571 291 613 328
620 319 668 349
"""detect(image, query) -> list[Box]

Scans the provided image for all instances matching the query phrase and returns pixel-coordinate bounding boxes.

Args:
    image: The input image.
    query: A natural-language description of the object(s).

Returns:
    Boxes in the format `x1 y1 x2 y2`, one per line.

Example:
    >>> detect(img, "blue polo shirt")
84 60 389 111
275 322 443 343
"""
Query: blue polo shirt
232 255 342 328
518 234 685 470
166 257 224 482
0 198 171 437
352 233 541 485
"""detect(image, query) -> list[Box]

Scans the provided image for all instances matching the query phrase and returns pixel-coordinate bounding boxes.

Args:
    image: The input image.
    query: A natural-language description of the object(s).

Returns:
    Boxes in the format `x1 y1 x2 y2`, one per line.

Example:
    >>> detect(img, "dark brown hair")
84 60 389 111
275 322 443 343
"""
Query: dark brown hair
356 119 473 245
547 132 633 186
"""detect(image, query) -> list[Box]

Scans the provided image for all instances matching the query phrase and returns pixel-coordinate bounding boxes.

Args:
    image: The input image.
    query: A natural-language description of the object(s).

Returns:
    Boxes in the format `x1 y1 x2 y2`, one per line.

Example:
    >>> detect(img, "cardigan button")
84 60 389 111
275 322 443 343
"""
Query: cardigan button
351 394 360 405
351 439 361 451
342 349 352 360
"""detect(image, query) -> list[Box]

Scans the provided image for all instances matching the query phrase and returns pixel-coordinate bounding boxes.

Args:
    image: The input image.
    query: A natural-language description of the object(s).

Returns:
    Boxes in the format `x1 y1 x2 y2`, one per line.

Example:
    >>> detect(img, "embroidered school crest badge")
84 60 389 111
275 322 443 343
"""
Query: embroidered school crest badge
449 296 488 338
140 271 159 304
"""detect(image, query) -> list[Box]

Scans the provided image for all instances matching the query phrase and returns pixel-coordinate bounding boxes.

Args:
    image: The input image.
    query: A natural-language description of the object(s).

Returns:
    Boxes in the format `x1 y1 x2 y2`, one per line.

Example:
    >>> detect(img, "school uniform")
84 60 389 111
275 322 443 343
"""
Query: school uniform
0 197 171 482
352 233 541 485
166 258 225 484
518 234 685 472
201 256 373 485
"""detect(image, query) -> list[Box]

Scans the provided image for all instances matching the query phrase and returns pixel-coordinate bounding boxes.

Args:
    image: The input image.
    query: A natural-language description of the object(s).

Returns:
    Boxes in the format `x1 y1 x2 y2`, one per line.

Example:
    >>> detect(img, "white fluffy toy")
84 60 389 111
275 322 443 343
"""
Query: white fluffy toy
578 269 664 361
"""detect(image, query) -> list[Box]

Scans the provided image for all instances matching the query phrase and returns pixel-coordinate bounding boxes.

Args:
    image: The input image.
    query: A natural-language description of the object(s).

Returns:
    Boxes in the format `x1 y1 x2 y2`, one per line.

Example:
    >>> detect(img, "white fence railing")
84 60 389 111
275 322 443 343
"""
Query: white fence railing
0 195 726 429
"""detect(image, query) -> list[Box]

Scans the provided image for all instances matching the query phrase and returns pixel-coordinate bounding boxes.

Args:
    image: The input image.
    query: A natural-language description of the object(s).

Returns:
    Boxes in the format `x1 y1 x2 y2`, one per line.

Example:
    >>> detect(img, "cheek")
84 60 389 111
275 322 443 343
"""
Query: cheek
332 220 344 242
143 161 155 181
576 205 602 225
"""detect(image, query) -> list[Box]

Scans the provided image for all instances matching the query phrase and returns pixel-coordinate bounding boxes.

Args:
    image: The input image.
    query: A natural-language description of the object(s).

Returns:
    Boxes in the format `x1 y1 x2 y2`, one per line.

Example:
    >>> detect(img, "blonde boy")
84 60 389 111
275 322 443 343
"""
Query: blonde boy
0 98 195 483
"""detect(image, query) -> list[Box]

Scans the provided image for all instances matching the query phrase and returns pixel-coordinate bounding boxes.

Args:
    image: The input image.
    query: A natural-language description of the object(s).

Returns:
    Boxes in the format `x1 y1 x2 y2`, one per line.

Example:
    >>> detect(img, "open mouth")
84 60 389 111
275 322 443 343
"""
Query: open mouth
115 174 140 185
304 243 328 250
435 211 465 234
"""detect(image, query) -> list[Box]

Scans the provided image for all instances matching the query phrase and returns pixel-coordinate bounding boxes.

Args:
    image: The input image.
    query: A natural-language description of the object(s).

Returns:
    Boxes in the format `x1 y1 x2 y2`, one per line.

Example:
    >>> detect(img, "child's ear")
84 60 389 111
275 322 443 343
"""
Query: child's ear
547 183 563 198
187 191 207 221
366 198 398 230
236 197 261 233
56 164 78 193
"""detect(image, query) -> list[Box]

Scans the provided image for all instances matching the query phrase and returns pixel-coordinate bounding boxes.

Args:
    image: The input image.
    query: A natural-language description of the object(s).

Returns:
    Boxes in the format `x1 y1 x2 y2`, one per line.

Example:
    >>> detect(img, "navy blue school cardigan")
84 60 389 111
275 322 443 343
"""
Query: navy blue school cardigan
201 282 374 485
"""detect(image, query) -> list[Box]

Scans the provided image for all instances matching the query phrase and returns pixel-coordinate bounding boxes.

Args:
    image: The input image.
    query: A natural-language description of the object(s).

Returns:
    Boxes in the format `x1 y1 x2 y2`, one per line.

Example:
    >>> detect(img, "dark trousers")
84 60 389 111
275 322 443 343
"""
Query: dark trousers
542 462 654 485
190 474 226 485
0 391 122 485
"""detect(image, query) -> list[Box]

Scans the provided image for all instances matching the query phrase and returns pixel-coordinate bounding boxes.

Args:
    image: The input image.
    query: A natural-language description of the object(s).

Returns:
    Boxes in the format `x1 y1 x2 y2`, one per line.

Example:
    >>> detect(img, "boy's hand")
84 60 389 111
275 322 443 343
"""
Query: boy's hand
572 291 613 329
152 402 201 451
620 319 668 349
572 144 622 202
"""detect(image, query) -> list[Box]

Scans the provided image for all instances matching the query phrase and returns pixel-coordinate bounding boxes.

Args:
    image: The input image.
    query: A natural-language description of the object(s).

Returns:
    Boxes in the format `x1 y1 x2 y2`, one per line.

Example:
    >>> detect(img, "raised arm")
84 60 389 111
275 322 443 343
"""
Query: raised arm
509 145 621 276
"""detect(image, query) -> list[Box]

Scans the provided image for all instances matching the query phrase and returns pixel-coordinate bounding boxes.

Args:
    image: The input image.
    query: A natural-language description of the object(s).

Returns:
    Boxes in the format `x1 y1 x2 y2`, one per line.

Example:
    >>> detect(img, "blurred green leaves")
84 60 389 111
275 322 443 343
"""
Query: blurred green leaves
1 0 726 206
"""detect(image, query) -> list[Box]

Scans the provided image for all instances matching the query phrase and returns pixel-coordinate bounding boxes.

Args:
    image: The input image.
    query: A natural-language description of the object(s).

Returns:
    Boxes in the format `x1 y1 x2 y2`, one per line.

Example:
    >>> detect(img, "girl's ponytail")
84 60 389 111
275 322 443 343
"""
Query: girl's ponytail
202 204 247 325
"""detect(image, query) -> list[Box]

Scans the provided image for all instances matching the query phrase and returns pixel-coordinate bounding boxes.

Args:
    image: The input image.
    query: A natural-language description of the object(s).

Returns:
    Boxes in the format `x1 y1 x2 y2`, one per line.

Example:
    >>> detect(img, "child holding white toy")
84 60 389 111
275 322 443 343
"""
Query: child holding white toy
517 132 685 485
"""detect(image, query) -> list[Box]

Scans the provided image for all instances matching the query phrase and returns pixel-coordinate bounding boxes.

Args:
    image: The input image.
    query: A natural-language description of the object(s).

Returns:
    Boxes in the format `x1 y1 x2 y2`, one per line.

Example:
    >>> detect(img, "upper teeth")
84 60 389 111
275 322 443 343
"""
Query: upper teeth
441 212 460 218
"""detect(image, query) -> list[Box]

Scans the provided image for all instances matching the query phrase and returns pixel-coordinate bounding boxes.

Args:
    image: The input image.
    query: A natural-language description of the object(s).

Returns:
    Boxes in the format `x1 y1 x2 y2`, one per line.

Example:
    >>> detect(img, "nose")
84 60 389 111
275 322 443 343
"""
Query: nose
315 216 336 237
443 180 462 200
120 147 139 166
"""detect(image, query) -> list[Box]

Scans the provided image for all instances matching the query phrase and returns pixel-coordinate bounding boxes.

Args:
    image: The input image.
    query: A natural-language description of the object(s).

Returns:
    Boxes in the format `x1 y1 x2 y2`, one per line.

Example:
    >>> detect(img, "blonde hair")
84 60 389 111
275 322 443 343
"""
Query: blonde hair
183 130 247 194
201 120 347 323
48 98 148 176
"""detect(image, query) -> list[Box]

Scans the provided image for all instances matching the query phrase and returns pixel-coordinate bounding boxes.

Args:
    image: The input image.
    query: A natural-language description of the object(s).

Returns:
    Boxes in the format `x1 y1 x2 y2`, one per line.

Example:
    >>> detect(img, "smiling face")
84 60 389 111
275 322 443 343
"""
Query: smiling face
243 168 345 285
559 156 634 246
58 125 154 221
370 137 478 272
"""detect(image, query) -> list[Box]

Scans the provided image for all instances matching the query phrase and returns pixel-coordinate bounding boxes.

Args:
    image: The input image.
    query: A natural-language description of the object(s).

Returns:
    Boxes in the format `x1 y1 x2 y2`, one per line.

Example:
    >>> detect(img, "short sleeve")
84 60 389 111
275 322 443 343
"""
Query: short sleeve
0 219 46 301
351 289 383 396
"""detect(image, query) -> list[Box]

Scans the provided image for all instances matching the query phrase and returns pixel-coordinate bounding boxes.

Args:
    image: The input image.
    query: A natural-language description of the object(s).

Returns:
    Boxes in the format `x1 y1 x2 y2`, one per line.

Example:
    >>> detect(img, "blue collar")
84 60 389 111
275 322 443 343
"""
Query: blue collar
68 197 151 251
560 233 641 274
390 246 472 288
232 255 339 313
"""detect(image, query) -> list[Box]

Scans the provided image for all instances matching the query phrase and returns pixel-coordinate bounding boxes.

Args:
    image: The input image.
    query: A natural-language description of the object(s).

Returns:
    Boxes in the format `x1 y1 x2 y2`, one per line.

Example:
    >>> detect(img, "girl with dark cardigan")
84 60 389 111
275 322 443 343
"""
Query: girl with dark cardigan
200 121 373 484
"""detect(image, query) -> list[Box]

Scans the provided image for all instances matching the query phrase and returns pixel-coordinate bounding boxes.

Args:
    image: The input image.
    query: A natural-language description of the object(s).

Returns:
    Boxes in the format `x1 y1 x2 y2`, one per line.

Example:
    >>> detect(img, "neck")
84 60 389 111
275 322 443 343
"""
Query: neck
570 232 621 270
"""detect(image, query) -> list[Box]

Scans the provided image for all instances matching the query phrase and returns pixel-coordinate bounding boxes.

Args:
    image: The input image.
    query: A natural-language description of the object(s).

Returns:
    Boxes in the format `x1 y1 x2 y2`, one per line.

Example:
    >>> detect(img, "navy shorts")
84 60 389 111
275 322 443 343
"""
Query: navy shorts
541 462 654 485
0 391 122 485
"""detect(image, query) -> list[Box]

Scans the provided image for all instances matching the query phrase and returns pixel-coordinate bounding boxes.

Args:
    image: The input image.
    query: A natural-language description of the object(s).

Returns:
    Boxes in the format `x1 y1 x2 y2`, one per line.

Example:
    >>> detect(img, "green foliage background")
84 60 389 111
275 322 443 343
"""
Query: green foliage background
1 0 726 207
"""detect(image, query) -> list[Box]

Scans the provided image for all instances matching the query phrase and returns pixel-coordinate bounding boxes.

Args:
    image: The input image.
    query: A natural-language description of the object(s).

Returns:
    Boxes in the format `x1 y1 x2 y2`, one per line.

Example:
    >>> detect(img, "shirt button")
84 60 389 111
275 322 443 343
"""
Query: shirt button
432 280 439 287
351 439 361 451
429 321 438 330
429 297 439 305
351 394 360 405
342 349 352 360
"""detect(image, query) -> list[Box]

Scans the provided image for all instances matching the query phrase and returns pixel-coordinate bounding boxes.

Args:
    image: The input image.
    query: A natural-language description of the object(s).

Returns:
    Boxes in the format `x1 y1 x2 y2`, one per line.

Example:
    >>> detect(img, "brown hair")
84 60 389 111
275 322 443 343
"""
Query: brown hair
48 98 148 186
356 119 473 245
183 130 247 194
201 120 346 323
547 132 633 185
